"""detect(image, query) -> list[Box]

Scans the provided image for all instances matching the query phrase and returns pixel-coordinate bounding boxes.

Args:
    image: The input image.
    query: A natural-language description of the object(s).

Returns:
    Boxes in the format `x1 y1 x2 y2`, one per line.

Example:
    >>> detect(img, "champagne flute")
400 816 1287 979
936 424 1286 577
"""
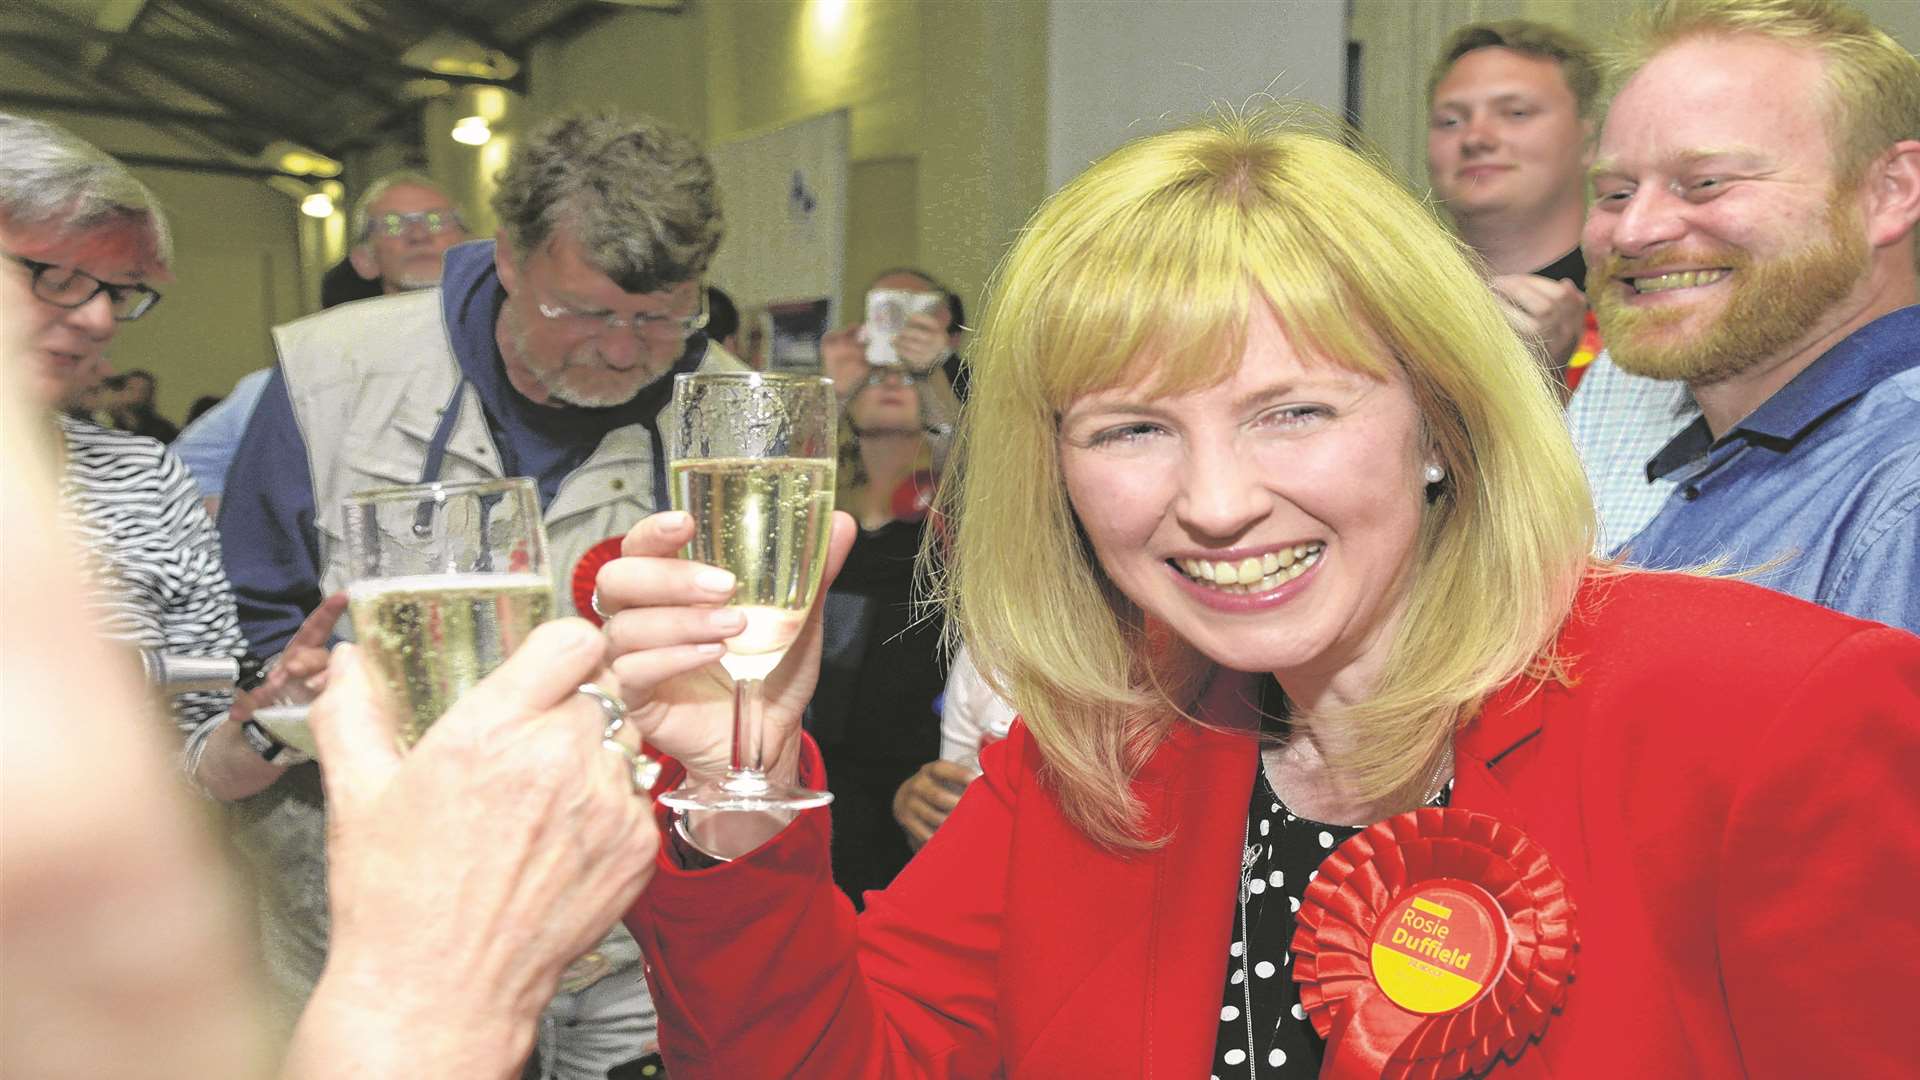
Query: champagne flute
659 371 837 812
342 477 554 745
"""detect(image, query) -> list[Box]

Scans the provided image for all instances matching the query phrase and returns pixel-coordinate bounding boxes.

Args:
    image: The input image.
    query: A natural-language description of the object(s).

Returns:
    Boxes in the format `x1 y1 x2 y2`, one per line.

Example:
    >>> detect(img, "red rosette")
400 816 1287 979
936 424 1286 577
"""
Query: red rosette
569 536 626 626
1290 807 1578 1079
889 468 938 522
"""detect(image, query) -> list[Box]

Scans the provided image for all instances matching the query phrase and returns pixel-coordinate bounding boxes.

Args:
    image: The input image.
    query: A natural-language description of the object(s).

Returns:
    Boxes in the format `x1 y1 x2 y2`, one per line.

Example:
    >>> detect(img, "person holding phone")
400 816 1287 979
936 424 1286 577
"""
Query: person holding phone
806 270 968 905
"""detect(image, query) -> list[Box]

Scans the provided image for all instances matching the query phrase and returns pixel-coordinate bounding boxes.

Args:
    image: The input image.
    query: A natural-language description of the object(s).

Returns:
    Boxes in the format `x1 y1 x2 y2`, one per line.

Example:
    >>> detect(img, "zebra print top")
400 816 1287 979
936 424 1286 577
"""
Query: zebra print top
56 414 245 761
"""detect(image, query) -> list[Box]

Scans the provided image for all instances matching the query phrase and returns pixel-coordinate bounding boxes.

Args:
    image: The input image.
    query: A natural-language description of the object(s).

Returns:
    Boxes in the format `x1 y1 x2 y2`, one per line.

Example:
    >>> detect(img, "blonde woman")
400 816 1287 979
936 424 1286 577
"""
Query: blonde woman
598 113 1920 1078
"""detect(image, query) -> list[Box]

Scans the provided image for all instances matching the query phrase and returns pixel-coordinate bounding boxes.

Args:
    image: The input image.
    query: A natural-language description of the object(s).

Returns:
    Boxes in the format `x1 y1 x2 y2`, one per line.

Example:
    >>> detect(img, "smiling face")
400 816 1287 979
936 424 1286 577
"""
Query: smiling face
495 227 700 409
1584 36 1873 384
1427 47 1592 227
1 222 157 412
1057 301 1432 691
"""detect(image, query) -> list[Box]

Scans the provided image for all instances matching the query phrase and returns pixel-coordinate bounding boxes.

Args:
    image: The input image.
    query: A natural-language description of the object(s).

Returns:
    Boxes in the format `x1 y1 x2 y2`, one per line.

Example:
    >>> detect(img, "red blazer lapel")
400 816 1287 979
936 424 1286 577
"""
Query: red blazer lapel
1004 686 1259 1076
1137 719 1260 1076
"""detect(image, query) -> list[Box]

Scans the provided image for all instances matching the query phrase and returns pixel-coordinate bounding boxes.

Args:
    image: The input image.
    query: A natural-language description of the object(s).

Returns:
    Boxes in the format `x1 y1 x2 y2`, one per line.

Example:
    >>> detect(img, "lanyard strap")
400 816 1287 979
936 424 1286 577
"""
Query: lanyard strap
417 377 469 486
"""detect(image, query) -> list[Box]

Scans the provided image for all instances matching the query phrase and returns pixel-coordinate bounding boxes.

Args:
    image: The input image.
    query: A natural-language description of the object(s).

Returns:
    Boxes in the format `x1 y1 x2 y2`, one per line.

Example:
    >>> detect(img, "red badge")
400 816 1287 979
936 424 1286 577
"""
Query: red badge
890 468 937 522
570 536 626 626
1291 808 1578 1079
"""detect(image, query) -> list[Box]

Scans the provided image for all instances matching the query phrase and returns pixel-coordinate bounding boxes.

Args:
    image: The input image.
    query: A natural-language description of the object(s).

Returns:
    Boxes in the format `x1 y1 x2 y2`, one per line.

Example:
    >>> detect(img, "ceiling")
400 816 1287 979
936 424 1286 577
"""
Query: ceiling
0 0 682 178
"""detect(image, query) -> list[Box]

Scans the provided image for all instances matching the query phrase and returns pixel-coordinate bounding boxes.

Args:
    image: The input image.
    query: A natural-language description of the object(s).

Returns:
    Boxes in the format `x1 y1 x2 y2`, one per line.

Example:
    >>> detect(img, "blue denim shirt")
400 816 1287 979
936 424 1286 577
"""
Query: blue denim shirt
1620 305 1920 635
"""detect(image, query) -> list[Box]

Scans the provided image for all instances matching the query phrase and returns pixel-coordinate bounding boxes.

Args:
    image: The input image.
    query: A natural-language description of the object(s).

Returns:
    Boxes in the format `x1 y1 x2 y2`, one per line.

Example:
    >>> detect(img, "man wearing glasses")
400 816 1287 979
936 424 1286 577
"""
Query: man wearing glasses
216 112 736 1080
177 173 468 506
345 172 470 296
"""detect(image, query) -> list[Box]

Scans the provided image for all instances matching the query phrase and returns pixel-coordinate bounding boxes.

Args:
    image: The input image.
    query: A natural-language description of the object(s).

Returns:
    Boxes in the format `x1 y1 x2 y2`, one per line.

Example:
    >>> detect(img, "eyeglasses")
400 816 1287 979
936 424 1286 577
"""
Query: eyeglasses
3 253 162 321
369 210 464 238
536 286 709 338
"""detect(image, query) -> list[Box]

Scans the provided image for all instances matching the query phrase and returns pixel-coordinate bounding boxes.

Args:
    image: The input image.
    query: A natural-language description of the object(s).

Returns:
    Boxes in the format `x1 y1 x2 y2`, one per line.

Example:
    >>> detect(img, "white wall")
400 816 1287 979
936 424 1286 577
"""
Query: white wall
1046 0 1349 191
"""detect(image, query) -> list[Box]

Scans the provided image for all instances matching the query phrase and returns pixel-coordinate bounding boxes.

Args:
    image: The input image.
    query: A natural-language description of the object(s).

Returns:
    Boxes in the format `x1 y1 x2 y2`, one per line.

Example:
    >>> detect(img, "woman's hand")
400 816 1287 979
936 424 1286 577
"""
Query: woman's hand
892 759 977 849
597 509 858 787
819 324 868 402
892 311 952 374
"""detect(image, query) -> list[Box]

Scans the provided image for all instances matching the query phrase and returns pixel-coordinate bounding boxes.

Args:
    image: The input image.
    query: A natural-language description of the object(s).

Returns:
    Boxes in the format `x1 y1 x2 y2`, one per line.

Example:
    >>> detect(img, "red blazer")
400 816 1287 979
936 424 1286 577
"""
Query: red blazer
628 573 1920 1077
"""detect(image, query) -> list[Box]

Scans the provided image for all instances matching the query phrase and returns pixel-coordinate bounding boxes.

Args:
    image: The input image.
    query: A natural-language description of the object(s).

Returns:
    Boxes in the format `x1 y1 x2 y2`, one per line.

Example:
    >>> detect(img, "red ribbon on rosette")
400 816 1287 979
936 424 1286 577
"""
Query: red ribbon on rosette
569 536 626 626
1290 807 1578 1079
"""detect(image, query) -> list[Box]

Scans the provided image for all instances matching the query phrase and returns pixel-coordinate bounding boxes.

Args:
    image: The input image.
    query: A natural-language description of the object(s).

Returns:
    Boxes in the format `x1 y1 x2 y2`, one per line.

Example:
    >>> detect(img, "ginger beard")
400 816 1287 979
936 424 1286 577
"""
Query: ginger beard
1591 193 1868 386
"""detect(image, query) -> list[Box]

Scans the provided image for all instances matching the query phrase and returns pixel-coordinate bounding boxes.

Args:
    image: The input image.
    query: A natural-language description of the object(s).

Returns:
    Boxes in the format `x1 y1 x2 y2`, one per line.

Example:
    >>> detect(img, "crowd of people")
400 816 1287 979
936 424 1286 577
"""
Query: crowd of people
4 1 1918 1078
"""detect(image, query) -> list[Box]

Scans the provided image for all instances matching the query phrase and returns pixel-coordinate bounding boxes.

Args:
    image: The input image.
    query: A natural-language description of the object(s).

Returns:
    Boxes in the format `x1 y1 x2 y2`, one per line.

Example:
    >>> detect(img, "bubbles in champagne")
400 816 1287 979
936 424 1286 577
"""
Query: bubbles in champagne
348 572 553 744
671 457 835 681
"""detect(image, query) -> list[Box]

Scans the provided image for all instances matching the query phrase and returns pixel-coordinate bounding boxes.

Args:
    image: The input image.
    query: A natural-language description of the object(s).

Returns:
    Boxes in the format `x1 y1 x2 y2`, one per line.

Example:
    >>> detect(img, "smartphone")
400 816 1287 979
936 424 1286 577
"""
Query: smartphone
865 288 945 368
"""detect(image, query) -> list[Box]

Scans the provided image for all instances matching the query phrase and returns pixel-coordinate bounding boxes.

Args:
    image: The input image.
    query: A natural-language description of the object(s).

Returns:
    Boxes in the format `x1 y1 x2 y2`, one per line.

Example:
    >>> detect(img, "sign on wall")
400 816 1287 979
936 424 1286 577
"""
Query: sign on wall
707 110 850 370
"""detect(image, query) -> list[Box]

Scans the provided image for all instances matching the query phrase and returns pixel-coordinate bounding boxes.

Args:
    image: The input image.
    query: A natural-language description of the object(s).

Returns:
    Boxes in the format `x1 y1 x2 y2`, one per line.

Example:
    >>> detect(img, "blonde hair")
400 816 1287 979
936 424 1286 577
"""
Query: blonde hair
1611 0 1920 185
935 110 1594 848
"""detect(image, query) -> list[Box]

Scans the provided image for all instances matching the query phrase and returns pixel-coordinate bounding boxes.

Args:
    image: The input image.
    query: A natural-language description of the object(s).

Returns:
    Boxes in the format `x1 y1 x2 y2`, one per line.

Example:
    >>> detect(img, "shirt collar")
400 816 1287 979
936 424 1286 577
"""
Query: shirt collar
1646 303 1920 480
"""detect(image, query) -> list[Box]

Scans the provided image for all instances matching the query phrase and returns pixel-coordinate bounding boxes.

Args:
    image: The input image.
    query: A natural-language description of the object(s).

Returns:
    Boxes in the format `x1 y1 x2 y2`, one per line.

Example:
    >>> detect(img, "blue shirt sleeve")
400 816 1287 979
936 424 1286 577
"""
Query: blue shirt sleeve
216 366 321 657
1825 461 1920 637
174 369 272 499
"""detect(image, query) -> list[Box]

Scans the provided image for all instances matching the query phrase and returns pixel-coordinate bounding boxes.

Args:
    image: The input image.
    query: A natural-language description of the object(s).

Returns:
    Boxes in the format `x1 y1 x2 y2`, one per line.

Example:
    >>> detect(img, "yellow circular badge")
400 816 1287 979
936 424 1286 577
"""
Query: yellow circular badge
1368 879 1512 1015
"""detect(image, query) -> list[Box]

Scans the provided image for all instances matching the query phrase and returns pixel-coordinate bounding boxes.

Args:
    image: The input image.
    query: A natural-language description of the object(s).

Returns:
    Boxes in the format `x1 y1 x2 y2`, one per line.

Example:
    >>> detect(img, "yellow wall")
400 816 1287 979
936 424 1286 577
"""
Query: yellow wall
0 61 308 420
517 0 1048 333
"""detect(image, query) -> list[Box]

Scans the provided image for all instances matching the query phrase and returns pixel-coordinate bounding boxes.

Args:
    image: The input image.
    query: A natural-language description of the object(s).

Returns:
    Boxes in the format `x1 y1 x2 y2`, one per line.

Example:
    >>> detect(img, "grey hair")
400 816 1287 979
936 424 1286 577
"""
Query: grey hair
350 170 458 244
0 112 172 264
491 112 723 294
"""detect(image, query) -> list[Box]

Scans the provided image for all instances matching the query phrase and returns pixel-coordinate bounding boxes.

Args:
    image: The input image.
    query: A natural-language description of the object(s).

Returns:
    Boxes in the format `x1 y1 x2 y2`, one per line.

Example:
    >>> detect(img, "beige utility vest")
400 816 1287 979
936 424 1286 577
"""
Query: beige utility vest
268 287 742 995
274 288 743 622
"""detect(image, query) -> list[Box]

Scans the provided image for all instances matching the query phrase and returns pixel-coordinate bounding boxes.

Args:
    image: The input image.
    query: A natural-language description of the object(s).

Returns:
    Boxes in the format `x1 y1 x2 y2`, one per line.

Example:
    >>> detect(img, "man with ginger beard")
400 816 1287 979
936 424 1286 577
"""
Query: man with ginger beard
217 112 738 1079
1581 0 1920 633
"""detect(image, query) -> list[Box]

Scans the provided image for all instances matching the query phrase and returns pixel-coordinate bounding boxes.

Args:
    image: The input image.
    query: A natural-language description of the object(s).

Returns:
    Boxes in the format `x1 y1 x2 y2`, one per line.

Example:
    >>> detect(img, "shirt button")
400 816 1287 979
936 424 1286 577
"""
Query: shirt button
1682 485 1700 501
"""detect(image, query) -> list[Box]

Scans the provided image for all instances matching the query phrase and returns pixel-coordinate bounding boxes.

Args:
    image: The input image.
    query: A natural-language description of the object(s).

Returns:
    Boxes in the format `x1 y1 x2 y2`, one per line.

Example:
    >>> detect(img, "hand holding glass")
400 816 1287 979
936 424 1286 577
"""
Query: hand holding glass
660 372 837 812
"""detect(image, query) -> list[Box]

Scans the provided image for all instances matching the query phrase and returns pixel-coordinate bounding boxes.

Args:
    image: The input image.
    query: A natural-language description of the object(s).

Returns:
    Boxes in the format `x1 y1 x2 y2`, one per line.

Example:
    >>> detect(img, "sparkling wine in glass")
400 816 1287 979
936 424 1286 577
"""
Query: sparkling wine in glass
659 371 837 812
342 477 554 746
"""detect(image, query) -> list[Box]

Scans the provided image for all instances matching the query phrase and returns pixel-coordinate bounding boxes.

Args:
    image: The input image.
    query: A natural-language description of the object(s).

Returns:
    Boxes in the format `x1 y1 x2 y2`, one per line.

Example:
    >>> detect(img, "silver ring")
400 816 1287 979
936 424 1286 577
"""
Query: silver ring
576 682 627 741
591 734 652 795
589 587 611 621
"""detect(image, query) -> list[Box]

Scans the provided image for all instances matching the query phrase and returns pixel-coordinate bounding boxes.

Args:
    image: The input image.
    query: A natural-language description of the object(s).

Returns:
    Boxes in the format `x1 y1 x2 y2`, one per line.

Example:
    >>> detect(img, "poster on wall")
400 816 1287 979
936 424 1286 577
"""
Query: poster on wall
708 110 849 372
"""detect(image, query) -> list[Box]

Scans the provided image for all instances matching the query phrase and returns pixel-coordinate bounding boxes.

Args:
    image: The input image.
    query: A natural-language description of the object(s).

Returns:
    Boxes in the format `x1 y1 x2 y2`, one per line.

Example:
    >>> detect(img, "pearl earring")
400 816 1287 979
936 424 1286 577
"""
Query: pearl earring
1424 463 1446 485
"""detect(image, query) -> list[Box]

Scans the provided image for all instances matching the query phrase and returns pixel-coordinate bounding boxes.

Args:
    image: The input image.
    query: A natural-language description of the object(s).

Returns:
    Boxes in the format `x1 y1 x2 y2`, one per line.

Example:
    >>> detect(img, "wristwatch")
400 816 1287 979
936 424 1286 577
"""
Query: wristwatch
240 716 310 768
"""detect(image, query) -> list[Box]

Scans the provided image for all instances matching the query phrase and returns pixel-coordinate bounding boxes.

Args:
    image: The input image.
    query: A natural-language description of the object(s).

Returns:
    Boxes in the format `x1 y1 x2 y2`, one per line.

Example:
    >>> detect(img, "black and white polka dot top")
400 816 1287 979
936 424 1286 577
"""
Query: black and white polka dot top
1210 760 1453 1078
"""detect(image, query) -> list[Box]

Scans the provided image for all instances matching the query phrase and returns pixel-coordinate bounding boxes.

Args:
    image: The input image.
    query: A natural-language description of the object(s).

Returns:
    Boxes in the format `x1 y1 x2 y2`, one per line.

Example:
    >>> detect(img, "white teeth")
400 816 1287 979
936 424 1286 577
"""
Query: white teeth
1631 268 1728 294
1177 544 1324 591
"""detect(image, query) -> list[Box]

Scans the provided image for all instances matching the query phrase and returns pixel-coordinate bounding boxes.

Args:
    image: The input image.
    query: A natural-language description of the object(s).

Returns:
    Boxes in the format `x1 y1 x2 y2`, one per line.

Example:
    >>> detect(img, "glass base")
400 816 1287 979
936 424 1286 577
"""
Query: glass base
657 771 833 813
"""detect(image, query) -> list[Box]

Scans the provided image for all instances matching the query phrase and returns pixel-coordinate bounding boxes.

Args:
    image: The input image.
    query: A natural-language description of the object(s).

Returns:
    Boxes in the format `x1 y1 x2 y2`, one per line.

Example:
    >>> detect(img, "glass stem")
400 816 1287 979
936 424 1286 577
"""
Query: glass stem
728 676 768 792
